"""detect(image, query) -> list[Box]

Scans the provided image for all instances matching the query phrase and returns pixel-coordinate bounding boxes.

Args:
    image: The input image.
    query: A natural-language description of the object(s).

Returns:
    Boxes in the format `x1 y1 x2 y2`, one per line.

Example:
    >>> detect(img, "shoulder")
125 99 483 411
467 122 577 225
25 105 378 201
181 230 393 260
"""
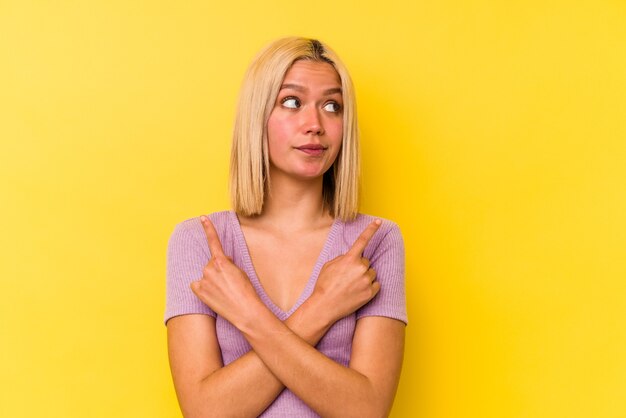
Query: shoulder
342 213 401 235
172 210 233 237
169 210 240 258
335 213 403 258
338 213 403 243
352 214 407 323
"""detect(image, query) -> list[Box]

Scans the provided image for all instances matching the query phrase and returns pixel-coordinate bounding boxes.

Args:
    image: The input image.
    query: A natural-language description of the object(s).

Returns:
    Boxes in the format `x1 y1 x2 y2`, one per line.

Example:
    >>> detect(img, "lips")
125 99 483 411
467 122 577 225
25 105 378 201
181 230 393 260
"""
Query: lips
295 144 328 156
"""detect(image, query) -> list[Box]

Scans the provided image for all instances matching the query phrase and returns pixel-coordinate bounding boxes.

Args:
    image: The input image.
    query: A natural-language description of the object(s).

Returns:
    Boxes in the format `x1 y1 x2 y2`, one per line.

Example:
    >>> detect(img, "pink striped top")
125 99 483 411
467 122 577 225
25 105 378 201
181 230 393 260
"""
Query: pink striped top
165 210 406 417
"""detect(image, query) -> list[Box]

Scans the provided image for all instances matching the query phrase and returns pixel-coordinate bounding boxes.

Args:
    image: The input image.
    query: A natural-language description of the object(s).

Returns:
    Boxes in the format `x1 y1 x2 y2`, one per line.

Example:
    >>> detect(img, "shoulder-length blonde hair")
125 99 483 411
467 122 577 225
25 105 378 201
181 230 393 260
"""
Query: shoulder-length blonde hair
230 37 360 221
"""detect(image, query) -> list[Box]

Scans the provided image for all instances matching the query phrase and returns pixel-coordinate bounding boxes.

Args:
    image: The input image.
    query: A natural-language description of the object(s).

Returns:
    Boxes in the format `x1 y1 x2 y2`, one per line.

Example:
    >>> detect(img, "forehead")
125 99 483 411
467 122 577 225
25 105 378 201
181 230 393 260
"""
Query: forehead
281 60 341 87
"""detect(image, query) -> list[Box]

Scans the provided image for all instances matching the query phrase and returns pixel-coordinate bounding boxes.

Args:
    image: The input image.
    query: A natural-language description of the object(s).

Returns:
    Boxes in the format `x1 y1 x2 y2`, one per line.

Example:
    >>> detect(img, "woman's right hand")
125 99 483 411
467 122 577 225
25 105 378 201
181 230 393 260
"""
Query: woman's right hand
312 219 382 323
190 216 265 329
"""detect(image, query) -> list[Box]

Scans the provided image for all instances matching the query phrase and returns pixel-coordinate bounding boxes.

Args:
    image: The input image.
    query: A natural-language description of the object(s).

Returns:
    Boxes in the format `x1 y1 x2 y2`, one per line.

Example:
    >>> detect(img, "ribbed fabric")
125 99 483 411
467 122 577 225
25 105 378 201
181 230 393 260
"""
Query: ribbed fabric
165 210 406 417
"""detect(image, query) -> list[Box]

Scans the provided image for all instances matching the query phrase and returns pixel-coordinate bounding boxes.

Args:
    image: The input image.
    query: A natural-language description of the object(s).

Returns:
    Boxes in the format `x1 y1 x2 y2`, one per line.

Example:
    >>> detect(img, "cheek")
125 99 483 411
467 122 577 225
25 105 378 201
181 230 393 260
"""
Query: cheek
325 138 343 169
329 123 343 151
327 117 343 141
267 117 288 150
266 115 280 141
330 144 342 165
266 118 295 168
267 109 296 137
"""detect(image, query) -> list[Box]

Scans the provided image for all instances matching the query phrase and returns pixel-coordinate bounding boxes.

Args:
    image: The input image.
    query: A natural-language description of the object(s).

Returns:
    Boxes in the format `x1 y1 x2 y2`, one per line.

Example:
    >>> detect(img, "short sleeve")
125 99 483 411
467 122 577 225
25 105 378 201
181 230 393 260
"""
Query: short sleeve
356 223 407 324
164 219 216 324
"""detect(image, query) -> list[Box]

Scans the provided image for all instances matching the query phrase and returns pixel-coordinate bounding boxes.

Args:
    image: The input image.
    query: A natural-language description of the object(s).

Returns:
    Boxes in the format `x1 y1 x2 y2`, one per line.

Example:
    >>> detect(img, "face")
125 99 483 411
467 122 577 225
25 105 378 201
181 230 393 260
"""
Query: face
266 60 343 182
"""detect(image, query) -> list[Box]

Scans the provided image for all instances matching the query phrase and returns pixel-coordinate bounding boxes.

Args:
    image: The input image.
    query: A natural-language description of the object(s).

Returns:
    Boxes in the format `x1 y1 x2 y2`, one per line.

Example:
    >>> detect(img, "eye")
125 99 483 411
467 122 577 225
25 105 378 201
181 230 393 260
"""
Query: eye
323 101 342 113
281 97 300 109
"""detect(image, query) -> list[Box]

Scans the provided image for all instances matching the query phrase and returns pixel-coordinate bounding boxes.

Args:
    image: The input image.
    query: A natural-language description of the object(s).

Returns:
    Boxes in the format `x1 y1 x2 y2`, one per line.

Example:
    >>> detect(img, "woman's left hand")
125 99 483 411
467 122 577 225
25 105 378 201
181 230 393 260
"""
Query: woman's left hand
190 216 263 327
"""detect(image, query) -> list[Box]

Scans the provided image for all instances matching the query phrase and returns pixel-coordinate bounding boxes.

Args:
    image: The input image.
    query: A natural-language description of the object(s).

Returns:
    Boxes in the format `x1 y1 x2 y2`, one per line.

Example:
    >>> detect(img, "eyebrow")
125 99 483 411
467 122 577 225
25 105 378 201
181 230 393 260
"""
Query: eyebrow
280 83 342 96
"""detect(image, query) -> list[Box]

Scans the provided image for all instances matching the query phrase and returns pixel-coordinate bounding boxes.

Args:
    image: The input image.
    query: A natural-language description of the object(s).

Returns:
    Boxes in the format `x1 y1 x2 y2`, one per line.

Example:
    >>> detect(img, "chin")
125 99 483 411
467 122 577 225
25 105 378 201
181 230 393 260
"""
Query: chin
294 171 325 181
271 161 333 181
302 165 335 178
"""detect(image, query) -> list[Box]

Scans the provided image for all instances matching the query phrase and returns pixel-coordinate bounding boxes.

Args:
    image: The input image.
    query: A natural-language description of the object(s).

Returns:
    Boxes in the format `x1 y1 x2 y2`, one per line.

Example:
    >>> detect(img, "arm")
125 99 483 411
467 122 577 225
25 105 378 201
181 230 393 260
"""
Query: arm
167 291 336 418
167 218 384 418
190 217 405 418
232 297 405 418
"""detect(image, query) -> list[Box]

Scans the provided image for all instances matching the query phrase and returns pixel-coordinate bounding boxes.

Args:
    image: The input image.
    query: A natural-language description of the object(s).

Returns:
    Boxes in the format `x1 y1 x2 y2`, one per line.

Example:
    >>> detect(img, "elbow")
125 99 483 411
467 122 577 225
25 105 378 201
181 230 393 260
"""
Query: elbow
339 406 389 418
176 397 204 418
356 385 396 418
179 401 220 418
360 405 392 418
336 391 394 418
176 387 221 418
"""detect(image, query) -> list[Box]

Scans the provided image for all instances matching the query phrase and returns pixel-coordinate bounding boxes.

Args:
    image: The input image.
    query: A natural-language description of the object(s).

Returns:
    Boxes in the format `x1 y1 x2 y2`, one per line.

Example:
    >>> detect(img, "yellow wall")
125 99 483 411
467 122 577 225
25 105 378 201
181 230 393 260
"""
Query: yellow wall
1 1 625 417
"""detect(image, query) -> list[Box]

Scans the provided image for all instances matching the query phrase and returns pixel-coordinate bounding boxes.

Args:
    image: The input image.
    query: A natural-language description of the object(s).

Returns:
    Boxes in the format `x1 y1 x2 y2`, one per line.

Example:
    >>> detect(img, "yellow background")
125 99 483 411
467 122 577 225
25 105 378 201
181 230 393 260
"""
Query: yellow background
1 1 625 417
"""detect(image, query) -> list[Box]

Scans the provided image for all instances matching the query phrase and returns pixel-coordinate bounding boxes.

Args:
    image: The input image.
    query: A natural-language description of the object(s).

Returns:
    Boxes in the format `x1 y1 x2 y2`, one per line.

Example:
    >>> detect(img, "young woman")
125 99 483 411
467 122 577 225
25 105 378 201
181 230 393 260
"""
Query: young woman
165 37 406 418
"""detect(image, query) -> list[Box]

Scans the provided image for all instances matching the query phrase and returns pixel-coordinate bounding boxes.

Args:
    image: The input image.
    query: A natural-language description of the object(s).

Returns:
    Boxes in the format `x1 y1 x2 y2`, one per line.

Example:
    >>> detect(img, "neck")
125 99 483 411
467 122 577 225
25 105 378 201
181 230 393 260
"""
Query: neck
255 170 332 232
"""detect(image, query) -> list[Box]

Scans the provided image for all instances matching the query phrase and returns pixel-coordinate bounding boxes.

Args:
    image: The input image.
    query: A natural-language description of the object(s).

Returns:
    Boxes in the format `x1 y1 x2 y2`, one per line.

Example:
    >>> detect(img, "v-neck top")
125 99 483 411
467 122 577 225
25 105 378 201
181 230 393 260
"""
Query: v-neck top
165 210 406 417
230 211 341 318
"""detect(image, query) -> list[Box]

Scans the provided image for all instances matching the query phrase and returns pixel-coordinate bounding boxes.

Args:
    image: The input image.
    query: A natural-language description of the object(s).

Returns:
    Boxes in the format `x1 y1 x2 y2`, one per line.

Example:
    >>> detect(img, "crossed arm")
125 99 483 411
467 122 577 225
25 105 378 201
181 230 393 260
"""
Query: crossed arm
167 217 405 418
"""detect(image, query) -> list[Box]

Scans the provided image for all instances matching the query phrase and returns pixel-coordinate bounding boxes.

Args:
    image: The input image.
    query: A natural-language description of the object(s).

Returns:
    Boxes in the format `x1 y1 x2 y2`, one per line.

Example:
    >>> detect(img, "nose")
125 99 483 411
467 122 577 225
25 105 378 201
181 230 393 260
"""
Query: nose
302 106 324 136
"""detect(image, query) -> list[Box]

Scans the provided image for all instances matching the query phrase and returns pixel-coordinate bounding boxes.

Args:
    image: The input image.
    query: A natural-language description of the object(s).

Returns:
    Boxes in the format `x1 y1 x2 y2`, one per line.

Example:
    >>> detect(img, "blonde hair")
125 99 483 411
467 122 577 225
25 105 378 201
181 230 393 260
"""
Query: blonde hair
230 37 360 221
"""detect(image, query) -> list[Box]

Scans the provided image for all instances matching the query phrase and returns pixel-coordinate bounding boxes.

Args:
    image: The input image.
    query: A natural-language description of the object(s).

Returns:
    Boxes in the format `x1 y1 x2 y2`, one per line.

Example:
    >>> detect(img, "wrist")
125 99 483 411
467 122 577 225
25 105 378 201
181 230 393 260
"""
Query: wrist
231 296 269 332
287 292 334 344
236 299 282 340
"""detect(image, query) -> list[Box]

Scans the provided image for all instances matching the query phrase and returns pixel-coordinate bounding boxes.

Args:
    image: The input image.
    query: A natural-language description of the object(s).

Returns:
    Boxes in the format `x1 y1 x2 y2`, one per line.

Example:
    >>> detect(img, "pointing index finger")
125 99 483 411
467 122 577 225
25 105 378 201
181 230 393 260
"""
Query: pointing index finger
200 216 225 258
348 219 382 257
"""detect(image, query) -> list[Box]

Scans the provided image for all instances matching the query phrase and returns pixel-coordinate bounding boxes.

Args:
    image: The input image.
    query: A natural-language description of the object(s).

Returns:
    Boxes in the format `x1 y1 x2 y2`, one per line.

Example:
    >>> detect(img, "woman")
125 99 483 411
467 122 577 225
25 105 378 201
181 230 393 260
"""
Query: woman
165 37 406 417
